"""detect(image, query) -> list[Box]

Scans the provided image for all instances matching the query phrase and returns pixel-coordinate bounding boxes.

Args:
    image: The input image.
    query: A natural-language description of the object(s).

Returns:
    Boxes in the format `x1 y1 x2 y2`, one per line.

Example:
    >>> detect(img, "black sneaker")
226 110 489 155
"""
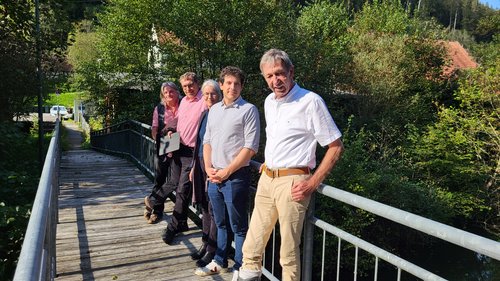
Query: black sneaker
161 227 176 245
191 244 207 260
196 251 214 267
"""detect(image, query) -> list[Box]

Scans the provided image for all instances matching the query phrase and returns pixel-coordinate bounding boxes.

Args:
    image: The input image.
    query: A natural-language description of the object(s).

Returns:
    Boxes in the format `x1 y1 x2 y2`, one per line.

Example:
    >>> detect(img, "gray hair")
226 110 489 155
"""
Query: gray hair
201 79 222 100
260 48 294 74
179 72 199 84
160 81 180 99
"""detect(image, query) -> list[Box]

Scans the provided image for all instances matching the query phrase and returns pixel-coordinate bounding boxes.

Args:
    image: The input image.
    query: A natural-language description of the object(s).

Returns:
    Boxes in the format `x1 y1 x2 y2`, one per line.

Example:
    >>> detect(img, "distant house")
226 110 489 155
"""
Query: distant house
440 41 478 77
148 25 162 69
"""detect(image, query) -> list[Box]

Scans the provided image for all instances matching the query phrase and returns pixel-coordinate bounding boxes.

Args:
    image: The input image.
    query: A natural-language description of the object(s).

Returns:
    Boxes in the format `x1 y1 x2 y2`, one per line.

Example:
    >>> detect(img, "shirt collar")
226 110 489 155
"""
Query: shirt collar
221 96 243 109
184 90 202 102
271 83 299 103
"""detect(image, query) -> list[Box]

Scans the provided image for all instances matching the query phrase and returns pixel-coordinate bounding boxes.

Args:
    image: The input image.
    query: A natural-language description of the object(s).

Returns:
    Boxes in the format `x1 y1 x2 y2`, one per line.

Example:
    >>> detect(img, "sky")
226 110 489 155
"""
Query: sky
480 0 500 9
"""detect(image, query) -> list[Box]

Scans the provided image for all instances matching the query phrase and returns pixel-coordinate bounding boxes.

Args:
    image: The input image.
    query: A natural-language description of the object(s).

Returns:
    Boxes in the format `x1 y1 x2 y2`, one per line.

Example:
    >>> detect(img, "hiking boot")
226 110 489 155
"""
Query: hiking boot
143 196 153 221
194 260 228 276
148 213 162 224
143 208 151 220
144 196 153 211
196 251 214 267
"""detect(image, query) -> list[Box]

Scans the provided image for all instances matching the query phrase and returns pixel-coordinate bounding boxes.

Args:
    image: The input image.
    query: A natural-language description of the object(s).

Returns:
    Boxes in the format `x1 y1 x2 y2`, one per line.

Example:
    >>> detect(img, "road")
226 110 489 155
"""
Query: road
15 113 64 123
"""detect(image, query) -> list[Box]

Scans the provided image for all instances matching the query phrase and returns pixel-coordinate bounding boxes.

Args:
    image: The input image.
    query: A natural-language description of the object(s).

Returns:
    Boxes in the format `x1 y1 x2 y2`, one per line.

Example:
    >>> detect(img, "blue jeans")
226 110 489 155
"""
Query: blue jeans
208 167 250 270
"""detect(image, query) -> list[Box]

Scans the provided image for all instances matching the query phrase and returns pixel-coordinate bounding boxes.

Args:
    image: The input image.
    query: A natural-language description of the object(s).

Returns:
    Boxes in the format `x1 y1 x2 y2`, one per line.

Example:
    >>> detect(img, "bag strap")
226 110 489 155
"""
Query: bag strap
157 102 165 138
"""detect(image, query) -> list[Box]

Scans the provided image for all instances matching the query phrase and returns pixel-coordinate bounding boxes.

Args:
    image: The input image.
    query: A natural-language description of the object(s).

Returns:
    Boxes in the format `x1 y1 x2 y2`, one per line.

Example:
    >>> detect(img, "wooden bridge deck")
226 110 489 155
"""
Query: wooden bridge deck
55 148 234 281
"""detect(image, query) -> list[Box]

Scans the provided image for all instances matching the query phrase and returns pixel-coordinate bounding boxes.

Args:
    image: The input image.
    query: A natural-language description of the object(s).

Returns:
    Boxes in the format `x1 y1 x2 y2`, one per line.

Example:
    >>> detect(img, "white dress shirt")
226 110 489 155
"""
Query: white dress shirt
264 84 341 169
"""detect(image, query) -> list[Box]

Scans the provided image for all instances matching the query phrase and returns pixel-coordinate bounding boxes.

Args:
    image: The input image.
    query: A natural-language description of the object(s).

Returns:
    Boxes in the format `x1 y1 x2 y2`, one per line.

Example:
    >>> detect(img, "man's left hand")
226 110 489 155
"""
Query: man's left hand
290 178 318 201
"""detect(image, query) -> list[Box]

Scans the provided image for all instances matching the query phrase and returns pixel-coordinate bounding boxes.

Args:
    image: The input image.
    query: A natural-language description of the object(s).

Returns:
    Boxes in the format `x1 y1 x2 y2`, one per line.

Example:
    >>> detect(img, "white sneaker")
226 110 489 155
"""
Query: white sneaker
194 260 228 276
238 268 262 280
232 270 239 281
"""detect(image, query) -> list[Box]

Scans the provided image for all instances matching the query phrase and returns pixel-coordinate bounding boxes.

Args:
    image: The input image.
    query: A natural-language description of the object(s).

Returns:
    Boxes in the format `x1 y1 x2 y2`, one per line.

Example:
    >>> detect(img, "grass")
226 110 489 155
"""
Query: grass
43 91 86 109
59 122 71 151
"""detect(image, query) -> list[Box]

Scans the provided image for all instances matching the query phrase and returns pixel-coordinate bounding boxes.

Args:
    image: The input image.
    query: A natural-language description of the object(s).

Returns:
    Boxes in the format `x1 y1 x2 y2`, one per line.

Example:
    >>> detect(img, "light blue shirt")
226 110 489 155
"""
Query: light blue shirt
203 96 260 169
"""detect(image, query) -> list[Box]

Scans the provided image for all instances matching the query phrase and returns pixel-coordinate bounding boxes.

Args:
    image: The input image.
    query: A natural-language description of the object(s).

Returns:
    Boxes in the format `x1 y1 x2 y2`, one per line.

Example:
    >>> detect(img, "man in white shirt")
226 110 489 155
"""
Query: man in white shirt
238 49 344 281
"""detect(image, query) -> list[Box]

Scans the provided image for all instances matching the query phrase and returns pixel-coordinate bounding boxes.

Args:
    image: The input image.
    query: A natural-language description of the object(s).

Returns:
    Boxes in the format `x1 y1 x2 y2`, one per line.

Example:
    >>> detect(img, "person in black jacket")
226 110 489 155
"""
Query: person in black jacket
189 79 222 266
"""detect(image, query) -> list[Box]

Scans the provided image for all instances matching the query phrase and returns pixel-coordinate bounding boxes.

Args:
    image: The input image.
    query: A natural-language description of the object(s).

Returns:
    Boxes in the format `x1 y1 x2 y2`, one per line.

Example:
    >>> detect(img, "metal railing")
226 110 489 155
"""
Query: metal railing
300 187 500 281
90 120 500 281
78 113 90 137
91 120 156 178
13 119 60 281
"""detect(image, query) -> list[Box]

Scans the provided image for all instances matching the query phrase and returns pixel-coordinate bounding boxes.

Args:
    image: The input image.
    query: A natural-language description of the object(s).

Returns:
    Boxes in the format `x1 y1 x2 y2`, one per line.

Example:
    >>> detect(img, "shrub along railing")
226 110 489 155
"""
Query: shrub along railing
13 119 60 281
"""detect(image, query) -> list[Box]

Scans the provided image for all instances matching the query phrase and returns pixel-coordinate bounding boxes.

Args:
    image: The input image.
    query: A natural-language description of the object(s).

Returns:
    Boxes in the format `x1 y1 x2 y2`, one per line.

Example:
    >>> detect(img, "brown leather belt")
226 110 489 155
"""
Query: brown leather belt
262 164 310 178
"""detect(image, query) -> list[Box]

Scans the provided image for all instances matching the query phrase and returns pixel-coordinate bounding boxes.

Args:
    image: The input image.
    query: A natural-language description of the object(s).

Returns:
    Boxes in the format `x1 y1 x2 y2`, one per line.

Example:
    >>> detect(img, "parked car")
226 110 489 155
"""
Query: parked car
49 105 70 119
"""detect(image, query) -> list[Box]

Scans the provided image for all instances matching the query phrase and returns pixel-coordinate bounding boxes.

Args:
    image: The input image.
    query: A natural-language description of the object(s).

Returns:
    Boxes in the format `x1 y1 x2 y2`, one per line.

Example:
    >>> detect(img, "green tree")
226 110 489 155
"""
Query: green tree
84 0 161 124
0 0 73 121
67 21 100 71
471 34 500 68
411 66 499 236
157 0 296 80
0 1 37 121
473 11 500 42
294 0 351 94
76 0 299 125
348 0 446 131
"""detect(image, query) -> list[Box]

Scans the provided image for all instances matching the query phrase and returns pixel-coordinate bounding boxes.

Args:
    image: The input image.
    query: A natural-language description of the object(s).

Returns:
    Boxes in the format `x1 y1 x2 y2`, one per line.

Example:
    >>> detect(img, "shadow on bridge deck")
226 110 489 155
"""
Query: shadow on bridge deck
55 123 235 280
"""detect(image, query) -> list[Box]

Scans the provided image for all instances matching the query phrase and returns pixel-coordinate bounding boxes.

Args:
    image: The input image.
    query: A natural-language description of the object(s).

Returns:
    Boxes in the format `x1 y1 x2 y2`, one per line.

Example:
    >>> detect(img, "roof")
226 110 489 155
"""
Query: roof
441 41 478 76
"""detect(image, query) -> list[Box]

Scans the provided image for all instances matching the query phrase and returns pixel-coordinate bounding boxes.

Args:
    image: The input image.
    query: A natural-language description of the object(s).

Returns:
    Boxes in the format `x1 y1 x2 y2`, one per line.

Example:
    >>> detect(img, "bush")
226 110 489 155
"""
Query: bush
0 122 48 280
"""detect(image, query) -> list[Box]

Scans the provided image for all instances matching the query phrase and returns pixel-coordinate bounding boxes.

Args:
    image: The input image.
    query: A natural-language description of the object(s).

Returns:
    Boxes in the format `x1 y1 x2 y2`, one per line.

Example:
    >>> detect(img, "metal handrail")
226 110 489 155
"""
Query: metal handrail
316 184 500 260
90 120 500 281
13 119 60 281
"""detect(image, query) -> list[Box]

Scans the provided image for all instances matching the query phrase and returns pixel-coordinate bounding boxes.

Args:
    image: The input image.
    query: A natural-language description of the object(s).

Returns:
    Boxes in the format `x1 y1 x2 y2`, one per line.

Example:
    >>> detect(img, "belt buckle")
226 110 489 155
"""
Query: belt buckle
267 167 277 178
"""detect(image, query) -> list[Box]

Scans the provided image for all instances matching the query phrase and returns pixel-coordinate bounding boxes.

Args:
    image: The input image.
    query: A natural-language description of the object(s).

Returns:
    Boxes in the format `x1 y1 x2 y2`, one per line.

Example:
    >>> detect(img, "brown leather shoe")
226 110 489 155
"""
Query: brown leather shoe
144 196 153 221
144 196 153 210
148 213 162 224
143 208 151 220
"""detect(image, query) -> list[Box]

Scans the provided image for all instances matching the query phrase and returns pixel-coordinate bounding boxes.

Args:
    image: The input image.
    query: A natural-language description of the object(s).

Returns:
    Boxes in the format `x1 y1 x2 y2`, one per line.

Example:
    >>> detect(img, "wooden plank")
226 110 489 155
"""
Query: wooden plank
55 150 235 281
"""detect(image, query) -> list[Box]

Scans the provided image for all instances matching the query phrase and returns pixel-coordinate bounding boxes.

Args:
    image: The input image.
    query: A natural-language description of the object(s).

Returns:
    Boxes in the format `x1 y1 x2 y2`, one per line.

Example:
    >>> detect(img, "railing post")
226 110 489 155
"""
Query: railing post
140 122 144 164
302 192 316 281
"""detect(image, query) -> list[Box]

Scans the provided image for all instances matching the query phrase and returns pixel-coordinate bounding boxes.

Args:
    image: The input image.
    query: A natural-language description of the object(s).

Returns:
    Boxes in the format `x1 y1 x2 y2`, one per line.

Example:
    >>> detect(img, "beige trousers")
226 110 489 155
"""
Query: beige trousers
241 172 311 281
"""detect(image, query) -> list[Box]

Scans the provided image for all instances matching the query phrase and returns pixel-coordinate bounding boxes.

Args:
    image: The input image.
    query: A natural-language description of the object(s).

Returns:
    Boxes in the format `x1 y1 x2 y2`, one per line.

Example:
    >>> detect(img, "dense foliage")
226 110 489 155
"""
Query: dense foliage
0 0 73 121
0 123 49 279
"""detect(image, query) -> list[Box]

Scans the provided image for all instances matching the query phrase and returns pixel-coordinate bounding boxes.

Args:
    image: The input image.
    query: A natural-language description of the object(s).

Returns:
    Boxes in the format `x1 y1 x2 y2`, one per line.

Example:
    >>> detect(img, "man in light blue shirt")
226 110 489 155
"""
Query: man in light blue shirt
195 66 260 280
